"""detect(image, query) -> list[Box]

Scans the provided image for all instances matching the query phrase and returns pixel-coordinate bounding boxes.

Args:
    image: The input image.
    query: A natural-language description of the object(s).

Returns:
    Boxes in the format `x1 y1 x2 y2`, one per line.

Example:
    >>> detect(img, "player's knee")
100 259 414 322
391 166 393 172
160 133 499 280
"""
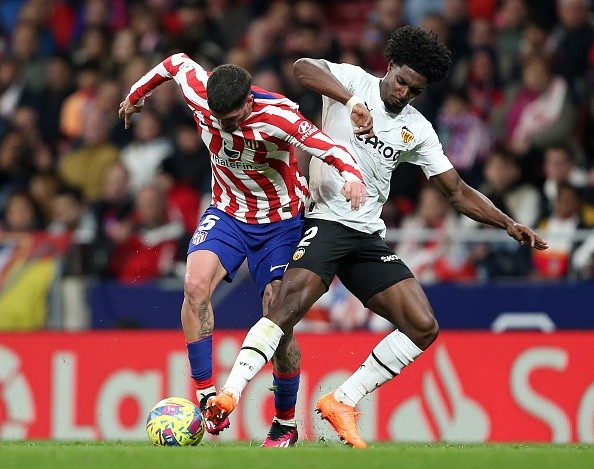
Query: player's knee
415 314 439 349
184 275 211 304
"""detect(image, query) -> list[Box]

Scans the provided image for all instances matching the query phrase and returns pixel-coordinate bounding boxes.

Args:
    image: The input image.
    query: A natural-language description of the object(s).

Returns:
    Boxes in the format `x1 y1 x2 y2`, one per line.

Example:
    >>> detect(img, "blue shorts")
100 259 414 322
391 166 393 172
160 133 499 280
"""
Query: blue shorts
187 206 304 296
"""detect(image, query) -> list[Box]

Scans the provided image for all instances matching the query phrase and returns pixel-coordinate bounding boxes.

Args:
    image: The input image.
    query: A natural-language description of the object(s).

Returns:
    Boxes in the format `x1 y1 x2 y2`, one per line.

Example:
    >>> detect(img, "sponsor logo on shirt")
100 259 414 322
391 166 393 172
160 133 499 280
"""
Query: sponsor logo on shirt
381 254 400 262
401 126 414 143
355 134 402 161
223 140 241 160
244 138 257 150
297 120 318 141
293 247 306 261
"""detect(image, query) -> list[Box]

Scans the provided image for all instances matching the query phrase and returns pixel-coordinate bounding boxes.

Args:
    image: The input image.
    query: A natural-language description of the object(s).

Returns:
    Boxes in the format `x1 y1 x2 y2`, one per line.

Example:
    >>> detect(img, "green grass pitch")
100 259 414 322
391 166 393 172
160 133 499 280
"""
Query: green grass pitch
1 441 593 469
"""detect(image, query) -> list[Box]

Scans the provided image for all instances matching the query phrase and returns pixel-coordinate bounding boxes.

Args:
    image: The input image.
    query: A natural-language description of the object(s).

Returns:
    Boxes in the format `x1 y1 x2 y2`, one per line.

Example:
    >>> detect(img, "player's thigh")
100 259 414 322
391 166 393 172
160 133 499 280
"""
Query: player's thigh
247 214 304 296
187 207 247 285
365 278 437 342
337 235 415 306
287 219 356 289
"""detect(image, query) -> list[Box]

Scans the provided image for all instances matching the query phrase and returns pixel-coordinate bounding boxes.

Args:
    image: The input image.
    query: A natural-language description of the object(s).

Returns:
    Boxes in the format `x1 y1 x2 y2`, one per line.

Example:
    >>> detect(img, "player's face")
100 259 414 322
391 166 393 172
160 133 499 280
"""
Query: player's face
380 62 427 114
213 94 254 133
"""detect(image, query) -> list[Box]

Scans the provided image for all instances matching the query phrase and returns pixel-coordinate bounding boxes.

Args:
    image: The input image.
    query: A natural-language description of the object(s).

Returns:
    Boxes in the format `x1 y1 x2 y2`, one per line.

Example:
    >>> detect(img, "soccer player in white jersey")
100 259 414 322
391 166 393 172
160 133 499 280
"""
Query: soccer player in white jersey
205 26 549 447
118 53 366 447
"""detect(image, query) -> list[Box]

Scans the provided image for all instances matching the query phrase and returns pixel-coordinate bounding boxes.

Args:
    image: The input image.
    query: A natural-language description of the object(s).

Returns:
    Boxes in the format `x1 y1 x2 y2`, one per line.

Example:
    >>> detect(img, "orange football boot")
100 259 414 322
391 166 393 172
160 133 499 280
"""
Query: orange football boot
315 392 367 448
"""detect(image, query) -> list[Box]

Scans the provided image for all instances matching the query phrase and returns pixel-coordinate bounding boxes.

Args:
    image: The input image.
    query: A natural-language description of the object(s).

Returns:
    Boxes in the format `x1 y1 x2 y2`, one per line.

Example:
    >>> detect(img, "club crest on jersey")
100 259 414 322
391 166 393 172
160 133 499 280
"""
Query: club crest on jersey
401 126 414 143
297 120 317 141
244 138 257 150
223 140 241 160
292 247 306 261
191 231 208 245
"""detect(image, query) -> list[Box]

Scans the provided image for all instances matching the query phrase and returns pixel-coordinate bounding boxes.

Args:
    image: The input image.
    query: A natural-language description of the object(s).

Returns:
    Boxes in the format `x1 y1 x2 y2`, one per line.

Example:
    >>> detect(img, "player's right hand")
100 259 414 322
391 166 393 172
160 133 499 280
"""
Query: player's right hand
341 181 367 211
118 97 142 129
351 103 374 138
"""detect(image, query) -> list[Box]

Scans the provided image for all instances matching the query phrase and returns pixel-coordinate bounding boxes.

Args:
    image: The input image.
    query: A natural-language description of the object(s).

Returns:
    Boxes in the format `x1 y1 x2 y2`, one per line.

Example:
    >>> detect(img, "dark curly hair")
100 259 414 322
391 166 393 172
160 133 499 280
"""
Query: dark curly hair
384 26 452 83
207 64 252 115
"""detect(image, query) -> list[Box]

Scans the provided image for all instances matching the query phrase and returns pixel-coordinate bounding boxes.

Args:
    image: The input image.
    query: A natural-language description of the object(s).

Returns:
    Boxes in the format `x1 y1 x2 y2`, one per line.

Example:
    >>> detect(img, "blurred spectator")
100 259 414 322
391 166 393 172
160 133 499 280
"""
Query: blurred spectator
156 157 201 236
532 182 585 279
494 54 574 158
397 185 476 283
0 56 28 122
164 117 212 193
405 0 444 27
0 128 35 210
26 54 74 150
9 20 47 92
479 150 544 228
28 171 62 226
119 109 173 193
437 88 493 187
58 108 120 202
89 162 134 277
0 188 44 233
571 228 594 278
453 45 504 122
206 0 252 50
108 184 184 284
59 58 103 141
46 185 95 271
494 0 529 82
542 145 589 212
547 0 594 102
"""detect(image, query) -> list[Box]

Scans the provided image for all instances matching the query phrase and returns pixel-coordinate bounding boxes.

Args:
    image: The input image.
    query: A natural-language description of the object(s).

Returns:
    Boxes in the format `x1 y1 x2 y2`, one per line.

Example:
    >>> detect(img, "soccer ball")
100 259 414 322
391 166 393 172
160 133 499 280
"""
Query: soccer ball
146 396 205 446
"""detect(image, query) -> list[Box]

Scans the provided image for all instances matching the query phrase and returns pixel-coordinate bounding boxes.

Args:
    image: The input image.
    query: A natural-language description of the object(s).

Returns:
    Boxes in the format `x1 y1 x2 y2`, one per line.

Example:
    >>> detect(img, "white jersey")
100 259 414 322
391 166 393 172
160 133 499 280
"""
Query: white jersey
306 61 454 237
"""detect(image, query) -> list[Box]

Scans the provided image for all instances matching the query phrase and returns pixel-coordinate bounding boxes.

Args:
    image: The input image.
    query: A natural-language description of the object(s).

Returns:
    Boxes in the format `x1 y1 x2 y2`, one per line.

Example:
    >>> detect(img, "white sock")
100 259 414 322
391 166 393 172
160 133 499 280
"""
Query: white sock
335 330 422 407
273 417 296 427
222 317 284 402
196 385 217 405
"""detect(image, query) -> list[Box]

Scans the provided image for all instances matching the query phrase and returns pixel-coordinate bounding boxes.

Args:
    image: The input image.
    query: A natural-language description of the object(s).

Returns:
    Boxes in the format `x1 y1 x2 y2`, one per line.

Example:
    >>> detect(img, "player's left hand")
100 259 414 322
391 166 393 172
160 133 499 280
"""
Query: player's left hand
506 222 548 250
350 103 374 138
341 181 367 210
118 97 142 129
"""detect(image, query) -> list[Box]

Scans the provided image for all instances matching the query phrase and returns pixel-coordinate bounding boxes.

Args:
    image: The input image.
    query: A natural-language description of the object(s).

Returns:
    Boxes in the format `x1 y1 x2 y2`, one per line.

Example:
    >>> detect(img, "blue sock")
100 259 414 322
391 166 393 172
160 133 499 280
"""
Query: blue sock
186 336 214 392
272 368 300 422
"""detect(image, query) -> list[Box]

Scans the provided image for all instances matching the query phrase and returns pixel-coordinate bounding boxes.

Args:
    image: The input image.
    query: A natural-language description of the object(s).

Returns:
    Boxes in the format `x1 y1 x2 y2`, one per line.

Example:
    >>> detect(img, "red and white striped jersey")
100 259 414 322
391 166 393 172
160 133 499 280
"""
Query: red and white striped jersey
127 53 363 224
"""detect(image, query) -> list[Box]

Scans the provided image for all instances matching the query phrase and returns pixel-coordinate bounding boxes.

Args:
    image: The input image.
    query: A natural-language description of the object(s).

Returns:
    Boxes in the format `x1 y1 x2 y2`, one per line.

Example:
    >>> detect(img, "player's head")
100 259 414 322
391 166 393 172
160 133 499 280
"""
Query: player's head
380 26 452 113
207 64 254 132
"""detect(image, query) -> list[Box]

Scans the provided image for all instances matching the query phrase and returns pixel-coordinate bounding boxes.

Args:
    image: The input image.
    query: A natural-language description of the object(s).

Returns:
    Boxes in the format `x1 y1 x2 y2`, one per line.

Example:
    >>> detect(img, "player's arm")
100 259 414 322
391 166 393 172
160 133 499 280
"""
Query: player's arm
273 109 366 210
430 168 548 250
119 53 195 129
293 58 373 137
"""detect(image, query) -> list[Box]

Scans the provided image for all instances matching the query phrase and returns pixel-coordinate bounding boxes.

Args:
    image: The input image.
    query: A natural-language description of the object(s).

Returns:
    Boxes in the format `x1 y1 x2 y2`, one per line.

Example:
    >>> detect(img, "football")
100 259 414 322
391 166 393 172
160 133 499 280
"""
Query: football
146 396 205 446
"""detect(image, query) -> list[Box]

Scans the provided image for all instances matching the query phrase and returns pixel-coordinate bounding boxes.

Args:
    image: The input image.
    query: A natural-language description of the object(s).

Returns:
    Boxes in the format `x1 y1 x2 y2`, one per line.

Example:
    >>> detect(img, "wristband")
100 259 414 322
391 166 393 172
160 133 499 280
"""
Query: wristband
346 95 365 113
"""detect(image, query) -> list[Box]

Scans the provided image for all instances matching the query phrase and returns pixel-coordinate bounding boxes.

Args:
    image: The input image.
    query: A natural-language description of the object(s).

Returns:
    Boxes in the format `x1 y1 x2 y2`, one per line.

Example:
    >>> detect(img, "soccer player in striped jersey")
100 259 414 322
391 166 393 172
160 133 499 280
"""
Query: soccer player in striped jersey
119 53 366 447
206 26 549 447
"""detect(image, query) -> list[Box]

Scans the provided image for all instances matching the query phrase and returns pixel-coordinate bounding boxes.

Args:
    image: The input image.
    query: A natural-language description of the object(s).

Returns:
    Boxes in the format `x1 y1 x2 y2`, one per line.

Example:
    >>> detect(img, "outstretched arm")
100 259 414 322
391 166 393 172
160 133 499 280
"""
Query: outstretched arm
293 58 373 136
119 53 198 128
431 168 548 250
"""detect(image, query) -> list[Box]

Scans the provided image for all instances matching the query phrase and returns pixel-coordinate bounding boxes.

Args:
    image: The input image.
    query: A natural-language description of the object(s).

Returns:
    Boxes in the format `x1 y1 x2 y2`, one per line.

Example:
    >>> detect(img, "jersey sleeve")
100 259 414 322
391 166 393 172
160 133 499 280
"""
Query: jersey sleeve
407 124 454 179
127 53 202 106
269 106 364 183
323 61 370 96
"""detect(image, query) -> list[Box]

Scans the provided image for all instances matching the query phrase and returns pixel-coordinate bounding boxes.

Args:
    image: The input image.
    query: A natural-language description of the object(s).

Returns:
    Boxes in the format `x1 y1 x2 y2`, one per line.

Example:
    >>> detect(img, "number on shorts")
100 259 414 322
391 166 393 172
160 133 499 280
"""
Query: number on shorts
297 226 318 247
198 214 220 231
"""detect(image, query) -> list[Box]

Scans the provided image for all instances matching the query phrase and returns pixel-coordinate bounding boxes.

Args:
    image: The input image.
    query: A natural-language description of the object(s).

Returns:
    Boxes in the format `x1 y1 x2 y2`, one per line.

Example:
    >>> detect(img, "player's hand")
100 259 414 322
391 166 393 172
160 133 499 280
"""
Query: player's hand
118 97 142 129
351 103 374 138
506 221 548 250
341 181 367 211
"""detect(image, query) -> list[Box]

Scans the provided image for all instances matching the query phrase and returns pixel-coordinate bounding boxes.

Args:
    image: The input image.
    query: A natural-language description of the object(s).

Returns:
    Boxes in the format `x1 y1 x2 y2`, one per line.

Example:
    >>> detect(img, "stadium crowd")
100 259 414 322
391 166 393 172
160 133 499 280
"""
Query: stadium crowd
1 0 594 311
